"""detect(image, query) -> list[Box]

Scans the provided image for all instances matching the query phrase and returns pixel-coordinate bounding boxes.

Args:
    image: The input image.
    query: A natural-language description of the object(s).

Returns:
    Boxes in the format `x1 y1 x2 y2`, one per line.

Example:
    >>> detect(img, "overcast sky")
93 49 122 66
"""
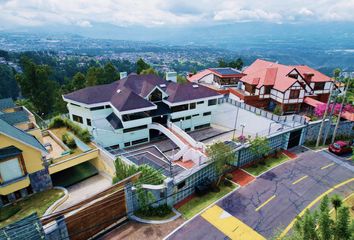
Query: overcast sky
1 0 354 29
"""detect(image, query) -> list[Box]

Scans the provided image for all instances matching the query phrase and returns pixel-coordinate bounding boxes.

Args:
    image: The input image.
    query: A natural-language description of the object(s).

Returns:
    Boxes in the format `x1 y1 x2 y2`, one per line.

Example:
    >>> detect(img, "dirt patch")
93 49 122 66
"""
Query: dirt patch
99 217 185 240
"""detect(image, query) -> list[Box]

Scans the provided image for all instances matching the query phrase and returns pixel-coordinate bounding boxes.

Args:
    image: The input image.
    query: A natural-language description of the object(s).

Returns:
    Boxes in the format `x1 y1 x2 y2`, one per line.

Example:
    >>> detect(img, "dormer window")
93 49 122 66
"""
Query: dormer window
149 88 163 102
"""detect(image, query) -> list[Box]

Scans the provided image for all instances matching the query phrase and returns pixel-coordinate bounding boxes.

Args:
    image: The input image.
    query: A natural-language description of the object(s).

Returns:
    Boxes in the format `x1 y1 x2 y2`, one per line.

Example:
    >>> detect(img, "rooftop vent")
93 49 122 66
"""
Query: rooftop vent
192 84 199 88
120 72 127 79
116 89 121 93
159 84 166 88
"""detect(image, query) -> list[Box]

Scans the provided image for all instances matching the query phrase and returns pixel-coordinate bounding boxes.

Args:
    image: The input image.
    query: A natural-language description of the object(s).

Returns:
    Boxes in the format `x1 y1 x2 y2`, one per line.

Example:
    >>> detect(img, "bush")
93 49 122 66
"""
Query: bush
223 179 232 187
49 116 92 143
48 116 66 128
273 105 282 115
135 204 172 218
62 133 76 149
225 173 233 180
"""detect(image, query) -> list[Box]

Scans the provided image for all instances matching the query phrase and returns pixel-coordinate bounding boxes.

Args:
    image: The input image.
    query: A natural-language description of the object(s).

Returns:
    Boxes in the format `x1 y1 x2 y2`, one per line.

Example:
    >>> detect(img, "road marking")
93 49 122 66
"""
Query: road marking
201 205 265 240
321 163 335 170
292 175 308 185
255 195 276 212
280 177 354 238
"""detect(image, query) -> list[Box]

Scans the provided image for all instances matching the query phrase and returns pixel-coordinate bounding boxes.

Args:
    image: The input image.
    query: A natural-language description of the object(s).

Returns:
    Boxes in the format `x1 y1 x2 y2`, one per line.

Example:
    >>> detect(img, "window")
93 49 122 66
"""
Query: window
1 195 9 205
105 105 111 109
171 104 189 112
203 112 211 116
197 101 204 105
124 142 131 147
171 117 184 122
86 119 92 126
264 86 271 94
195 123 210 130
245 84 256 94
122 112 148 121
123 125 147 133
149 89 163 102
90 106 105 111
192 114 199 117
208 99 217 106
0 157 24 183
71 103 80 107
132 138 148 145
72 115 83 123
286 104 297 112
185 128 191 132
289 90 300 99
189 103 196 109
185 116 191 120
314 82 325 90
177 181 186 189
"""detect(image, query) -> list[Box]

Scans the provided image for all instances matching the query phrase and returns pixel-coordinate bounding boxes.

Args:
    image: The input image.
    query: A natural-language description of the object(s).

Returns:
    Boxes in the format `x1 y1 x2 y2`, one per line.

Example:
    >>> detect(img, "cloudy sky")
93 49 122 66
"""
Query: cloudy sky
1 0 354 29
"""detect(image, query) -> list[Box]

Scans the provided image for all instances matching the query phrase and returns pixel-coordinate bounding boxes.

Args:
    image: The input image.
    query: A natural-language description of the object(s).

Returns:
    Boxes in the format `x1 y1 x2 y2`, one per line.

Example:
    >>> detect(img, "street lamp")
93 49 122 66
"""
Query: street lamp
240 124 245 137
232 107 240 140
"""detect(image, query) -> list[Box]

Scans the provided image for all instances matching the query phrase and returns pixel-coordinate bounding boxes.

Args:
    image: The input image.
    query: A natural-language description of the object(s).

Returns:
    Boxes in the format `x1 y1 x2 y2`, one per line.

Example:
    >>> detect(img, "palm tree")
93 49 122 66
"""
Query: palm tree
331 194 342 220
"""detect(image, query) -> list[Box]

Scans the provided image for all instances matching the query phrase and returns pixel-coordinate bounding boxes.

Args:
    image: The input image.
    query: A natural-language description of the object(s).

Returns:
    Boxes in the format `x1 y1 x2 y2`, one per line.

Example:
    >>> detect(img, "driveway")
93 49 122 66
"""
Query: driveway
167 149 354 239
55 174 112 211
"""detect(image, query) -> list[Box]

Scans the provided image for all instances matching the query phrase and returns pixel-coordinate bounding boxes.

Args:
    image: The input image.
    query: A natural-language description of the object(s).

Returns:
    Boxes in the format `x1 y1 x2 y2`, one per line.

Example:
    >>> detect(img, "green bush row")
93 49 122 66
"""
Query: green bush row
49 116 91 143
62 133 77 149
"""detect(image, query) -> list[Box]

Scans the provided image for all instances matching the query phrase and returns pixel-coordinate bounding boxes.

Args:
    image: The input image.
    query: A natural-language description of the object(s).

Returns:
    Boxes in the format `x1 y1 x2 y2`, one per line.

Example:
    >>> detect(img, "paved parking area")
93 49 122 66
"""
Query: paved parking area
167 149 354 239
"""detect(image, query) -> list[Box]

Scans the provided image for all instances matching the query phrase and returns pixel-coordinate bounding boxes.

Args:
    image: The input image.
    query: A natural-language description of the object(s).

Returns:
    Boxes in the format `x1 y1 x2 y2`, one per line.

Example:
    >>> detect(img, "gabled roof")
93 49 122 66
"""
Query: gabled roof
0 98 15 111
293 65 332 82
241 59 300 92
187 69 213 82
0 119 47 154
64 74 220 110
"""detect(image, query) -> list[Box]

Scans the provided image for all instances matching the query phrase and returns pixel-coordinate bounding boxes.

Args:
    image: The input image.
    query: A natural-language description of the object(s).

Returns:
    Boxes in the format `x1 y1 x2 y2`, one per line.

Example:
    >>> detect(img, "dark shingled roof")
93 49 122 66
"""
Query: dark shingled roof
209 67 243 76
0 98 15 111
64 73 220 110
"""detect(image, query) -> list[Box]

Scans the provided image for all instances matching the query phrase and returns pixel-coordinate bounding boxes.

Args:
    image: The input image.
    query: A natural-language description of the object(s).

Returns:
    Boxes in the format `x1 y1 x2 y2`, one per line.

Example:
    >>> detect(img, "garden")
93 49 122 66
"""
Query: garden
0 188 64 228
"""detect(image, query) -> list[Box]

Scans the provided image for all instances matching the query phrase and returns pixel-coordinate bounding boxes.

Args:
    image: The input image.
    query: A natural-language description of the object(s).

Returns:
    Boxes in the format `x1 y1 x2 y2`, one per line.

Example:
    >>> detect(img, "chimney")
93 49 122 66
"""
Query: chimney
303 73 314 83
188 72 193 78
120 72 127 79
166 71 177 82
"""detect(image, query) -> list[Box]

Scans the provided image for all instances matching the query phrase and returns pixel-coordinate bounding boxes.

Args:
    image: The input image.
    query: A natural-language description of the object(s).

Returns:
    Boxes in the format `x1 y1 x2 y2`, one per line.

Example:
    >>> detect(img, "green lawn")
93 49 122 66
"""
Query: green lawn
51 161 98 187
177 183 237 219
0 188 64 228
243 153 290 176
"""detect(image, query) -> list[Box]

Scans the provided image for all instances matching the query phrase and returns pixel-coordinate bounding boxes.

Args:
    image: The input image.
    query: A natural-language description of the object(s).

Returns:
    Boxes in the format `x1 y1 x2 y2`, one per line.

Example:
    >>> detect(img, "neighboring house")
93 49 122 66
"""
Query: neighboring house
189 59 334 114
0 99 52 206
187 67 245 90
63 73 221 148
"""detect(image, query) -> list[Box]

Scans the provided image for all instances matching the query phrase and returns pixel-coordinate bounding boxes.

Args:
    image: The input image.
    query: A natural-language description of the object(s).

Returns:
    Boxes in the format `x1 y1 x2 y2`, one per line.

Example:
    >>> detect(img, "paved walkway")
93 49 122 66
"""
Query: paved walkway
230 169 255 186
167 150 354 239
55 174 112 211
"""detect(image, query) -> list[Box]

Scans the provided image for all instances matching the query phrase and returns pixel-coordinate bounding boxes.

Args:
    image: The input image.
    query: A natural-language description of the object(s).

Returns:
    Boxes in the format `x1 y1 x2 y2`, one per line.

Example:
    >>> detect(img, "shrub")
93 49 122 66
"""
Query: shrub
48 116 66 128
225 173 233 180
62 133 76 149
223 179 232 187
273 105 282 115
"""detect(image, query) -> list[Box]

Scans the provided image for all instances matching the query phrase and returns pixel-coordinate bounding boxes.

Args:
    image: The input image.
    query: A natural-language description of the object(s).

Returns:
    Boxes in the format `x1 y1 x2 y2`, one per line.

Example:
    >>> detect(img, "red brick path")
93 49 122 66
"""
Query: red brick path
230 169 255 186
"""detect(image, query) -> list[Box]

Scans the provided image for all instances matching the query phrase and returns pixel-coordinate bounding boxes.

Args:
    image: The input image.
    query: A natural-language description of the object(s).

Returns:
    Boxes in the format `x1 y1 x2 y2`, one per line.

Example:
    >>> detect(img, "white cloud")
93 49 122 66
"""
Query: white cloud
0 0 354 29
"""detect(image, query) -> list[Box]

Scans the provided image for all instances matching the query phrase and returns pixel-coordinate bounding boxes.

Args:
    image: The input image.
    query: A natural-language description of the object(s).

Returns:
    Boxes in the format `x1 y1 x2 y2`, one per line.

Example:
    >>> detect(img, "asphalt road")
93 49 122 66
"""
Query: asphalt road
167 149 354 240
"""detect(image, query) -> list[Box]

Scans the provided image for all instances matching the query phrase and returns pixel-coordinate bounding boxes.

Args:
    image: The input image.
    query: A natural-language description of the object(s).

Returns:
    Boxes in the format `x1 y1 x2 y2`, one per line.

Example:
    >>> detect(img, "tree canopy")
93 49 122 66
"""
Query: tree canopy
218 58 244 70
136 58 151 74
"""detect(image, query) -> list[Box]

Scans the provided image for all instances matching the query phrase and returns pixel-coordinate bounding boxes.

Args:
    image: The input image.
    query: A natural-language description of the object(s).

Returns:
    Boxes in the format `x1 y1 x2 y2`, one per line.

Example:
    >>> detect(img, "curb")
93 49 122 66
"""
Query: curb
131 208 181 224
43 186 69 216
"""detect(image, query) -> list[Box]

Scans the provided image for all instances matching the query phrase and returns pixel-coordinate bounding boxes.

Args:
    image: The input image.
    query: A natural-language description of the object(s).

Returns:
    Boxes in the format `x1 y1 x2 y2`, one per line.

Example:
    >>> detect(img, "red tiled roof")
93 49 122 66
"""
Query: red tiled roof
187 69 213 82
241 59 297 92
304 97 323 108
293 65 332 82
341 111 354 121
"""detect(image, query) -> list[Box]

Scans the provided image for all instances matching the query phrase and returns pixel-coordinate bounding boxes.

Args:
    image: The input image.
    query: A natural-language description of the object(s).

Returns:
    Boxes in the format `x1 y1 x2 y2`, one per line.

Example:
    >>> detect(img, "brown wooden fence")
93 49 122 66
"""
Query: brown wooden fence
41 173 140 240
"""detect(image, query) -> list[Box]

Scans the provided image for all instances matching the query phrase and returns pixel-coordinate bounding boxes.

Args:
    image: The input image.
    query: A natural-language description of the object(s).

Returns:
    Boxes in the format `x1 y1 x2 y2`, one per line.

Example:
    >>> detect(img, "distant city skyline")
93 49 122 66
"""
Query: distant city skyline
1 0 354 31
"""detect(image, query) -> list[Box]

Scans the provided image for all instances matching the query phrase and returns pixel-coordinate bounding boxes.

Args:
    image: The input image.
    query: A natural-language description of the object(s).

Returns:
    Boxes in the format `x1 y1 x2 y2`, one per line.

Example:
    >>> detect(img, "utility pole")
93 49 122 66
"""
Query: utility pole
322 97 337 146
315 79 337 148
232 106 240 140
332 73 352 143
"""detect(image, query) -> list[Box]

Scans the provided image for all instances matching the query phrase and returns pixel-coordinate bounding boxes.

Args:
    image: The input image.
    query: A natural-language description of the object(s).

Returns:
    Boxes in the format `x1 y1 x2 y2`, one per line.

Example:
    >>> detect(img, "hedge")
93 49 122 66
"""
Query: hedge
49 116 91 143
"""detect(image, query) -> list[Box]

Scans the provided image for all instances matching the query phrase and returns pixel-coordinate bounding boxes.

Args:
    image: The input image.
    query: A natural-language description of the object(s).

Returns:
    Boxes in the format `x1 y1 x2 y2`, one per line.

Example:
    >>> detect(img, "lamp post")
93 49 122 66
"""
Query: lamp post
240 124 245 137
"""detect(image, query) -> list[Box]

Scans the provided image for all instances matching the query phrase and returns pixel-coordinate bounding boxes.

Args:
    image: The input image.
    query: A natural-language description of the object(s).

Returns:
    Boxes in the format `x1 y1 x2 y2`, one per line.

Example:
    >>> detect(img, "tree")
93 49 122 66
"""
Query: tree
229 58 244 70
334 207 351 240
318 195 332 240
331 194 342 220
71 72 86 90
103 62 119 84
273 105 282 115
218 59 227 67
140 67 157 75
16 57 56 115
136 58 150 74
249 136 271 160
206 142 236 186
177 75 187 84
85 66 105 86
0 64 19 99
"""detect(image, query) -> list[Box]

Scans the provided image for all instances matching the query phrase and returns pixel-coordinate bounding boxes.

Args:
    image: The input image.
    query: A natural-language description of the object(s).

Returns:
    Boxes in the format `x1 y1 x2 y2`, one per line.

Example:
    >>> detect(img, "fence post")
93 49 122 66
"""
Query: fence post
124 182 135 217
56 216 69 240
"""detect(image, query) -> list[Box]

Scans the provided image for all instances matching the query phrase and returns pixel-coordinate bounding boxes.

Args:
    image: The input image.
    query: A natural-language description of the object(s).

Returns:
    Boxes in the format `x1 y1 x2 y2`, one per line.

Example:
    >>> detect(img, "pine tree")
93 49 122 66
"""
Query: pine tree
318 195 332 240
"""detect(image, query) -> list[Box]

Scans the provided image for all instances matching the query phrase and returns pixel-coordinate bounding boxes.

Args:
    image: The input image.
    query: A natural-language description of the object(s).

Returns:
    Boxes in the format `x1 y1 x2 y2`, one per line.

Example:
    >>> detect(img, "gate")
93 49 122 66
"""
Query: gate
288 129 302 149
41 173 140 240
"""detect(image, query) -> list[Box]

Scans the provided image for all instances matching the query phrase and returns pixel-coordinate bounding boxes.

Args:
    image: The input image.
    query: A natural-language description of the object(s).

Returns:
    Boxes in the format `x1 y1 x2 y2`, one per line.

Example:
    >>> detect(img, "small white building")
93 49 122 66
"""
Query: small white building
63 73 222 148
